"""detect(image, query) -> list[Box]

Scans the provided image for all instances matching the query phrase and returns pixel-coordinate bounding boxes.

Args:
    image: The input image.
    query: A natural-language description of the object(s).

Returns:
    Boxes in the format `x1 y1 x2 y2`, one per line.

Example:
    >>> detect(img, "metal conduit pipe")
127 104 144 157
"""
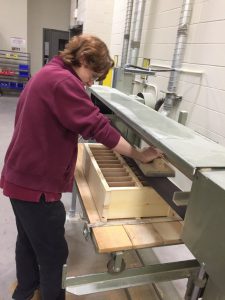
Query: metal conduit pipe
161 0 194 116
127 0 146 66
121 0 134 67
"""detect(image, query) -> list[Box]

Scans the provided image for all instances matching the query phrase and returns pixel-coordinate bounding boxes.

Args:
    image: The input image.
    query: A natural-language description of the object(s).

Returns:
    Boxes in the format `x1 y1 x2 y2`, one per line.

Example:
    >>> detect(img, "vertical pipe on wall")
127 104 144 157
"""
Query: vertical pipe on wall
127 0 146 66
115 0 146 95
121 0 134 66
161 0 194 116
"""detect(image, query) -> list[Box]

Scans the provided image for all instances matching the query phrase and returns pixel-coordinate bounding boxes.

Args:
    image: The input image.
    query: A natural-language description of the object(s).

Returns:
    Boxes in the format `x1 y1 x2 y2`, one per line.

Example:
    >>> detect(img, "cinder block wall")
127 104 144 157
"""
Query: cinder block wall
77 0 115 48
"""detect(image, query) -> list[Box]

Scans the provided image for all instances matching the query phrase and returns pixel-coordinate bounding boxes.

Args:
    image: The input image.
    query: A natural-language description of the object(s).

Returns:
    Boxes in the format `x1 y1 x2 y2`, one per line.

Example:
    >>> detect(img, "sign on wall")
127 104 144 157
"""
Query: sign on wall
10 37 26 52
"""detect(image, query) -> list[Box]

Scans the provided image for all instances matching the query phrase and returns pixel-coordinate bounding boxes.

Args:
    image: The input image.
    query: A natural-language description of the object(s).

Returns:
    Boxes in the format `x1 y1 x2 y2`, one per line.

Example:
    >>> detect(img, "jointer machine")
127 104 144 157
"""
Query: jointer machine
62 85 225 299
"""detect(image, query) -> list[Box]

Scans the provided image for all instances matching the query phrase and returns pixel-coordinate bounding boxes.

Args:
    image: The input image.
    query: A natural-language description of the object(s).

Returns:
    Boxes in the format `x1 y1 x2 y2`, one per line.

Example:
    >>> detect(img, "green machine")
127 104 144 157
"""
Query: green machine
64 85 225 299
89 85 225 299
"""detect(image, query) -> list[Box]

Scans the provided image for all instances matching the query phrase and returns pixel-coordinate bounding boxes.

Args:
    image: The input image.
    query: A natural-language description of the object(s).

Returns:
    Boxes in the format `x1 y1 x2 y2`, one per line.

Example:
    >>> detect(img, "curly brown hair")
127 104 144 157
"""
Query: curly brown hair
60 34 114 81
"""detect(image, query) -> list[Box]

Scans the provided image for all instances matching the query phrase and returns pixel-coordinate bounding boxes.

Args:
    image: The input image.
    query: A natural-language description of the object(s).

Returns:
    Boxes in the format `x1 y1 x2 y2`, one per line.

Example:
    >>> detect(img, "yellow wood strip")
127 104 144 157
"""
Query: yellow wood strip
92 226 133 253
123 224 163 249
152 221 183 245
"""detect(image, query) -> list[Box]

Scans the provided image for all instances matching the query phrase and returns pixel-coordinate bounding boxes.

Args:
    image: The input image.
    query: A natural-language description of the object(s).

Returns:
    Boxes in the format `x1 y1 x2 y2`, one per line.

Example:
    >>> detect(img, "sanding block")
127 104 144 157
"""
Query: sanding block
134 157 175 177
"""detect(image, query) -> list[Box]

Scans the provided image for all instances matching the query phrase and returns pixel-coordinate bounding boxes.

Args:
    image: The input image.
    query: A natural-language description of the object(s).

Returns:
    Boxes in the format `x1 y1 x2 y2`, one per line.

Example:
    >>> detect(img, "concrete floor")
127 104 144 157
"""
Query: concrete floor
0 96 194 300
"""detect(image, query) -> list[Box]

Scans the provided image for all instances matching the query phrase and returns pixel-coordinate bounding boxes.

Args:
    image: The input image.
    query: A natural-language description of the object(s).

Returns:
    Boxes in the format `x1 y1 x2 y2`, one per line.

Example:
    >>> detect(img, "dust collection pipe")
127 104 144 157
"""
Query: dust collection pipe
161 0 194 116
121 0 134 66
127 0 146 66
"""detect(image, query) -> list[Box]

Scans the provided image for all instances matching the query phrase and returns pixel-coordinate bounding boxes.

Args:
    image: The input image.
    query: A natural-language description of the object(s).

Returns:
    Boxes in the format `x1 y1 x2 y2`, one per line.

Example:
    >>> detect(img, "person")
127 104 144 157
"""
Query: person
0 34 162 300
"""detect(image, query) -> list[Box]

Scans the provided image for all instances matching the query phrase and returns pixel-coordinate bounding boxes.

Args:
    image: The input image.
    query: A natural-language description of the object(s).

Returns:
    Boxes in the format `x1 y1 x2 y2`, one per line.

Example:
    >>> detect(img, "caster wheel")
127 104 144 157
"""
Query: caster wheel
107 258 126 274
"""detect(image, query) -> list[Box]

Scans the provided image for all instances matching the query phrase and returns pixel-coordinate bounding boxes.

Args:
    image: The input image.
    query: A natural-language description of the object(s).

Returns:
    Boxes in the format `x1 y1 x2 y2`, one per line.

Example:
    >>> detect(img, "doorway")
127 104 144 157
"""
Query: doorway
43 29 69 65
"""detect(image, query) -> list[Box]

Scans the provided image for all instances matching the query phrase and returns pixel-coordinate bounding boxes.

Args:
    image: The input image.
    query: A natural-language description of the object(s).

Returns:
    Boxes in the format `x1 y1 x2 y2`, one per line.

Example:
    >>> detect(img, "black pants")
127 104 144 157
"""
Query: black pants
10 196 68 300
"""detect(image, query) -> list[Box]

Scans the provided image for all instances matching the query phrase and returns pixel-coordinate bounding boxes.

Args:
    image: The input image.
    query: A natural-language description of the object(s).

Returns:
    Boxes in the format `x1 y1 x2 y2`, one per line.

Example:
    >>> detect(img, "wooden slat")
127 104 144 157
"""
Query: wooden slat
75 168 100 224
102 170 129 176
108 181 136 187
98 163 122 167
152 221 183 245
75 145 100 224
93 226 133 253
124 224 163 248
96 159 118 163
94 156 116 160
101 168 127 172
105 176 133 182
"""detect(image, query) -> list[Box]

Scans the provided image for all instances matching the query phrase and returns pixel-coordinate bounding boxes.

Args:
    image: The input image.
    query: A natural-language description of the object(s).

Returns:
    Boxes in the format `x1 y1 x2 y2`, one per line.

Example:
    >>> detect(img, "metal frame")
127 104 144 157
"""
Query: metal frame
62 260 201 296
65 85 225 297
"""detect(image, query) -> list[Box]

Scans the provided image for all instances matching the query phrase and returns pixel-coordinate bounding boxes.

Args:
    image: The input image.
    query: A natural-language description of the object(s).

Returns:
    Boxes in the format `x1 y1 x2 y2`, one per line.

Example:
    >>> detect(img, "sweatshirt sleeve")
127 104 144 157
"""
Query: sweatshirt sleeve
52 77 121 149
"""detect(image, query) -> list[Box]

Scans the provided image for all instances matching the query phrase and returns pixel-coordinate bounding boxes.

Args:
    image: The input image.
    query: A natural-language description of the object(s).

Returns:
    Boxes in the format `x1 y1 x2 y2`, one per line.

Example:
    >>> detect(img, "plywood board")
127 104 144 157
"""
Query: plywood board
93 226 133 253
108 188 170 219
124 224 163 248
152 221 183 245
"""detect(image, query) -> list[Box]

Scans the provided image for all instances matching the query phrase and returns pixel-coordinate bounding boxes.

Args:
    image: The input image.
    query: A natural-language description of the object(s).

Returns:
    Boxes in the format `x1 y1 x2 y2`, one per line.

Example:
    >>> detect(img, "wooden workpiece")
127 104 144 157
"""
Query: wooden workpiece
75 143 183 254
82 143 171 221
134 157 175 177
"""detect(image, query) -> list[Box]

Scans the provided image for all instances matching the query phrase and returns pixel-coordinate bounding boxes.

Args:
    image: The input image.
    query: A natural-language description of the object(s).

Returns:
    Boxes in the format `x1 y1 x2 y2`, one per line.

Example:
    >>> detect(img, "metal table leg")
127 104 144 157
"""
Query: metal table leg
185 263 207 300
67 181 81 221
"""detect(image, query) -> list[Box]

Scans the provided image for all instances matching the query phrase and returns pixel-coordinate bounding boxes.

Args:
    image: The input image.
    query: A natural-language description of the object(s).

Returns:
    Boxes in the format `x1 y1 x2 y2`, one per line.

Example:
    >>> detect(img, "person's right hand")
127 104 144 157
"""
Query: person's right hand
137 146 163 163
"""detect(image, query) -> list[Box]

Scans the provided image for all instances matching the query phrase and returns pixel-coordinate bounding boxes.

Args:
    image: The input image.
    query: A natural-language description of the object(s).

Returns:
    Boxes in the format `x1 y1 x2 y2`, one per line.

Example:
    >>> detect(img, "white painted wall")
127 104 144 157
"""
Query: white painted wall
27 0 70 75
0 0 27 51
0 0 70 75
111 0 225 149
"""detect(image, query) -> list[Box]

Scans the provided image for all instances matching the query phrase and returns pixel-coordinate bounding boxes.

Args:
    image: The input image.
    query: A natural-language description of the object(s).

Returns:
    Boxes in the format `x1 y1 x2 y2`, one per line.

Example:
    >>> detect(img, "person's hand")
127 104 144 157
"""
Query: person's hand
138 146 163 163
112 136 163 164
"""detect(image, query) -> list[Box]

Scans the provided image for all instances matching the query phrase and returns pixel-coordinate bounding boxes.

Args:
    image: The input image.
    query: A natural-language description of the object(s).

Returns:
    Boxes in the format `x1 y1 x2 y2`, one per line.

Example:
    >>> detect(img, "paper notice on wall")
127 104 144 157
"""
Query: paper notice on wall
10 37 26 52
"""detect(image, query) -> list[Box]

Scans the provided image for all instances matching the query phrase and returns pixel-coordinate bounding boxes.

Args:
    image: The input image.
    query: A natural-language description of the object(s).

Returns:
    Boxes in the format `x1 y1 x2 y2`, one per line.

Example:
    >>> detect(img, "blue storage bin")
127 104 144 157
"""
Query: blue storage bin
17 83 24 90
19 71 29 78
9 82 17 89
19 64 29 71
0 81 9 88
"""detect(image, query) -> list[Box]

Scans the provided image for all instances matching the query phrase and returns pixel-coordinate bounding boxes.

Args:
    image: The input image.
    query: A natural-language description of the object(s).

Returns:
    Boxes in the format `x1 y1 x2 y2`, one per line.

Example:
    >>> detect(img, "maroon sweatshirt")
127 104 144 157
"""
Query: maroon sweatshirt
0 56 120 199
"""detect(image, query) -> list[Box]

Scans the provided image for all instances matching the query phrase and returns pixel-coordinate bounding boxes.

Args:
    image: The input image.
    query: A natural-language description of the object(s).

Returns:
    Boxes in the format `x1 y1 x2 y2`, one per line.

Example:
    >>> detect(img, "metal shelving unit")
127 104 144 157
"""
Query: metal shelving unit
0 50 30 96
